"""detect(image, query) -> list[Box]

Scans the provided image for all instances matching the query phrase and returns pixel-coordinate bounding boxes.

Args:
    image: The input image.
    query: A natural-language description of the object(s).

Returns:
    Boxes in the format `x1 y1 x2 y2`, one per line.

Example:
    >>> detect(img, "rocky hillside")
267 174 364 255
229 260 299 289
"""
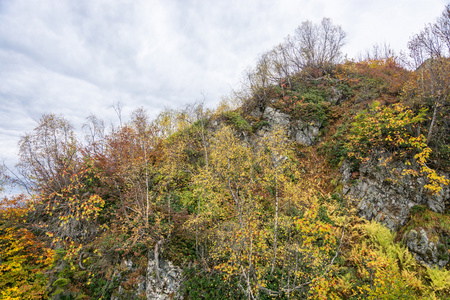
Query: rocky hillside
1 9 450 300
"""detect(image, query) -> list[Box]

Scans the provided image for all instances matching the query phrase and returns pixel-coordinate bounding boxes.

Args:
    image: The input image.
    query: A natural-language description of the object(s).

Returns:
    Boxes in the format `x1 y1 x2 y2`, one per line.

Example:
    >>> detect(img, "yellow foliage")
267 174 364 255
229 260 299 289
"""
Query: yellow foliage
336 219 440 299
334 272 356 298
0 197 55 299
189 125 341 297
401 269 425 292
347 101 449 194
426 267 450 294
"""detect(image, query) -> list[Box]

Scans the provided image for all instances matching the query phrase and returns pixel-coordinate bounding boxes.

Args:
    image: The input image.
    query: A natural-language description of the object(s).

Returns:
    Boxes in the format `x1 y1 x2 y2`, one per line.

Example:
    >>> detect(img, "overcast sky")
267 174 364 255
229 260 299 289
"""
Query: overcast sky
0 0 448 179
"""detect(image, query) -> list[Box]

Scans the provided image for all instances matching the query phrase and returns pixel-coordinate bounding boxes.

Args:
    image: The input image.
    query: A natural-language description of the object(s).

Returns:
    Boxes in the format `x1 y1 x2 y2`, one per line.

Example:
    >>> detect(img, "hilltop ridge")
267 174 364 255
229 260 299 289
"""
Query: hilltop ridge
1 9 450 300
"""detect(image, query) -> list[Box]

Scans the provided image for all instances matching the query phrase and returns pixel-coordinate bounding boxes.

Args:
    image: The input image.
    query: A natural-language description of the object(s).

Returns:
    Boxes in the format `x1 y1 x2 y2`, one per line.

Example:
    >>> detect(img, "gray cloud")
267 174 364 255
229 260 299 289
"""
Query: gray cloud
0 0 448 186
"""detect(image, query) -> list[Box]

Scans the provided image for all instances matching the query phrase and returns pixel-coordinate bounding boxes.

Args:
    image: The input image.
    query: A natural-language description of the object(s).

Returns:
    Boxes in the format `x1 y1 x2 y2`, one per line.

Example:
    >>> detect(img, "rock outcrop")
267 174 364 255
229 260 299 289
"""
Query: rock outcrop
403 228 449 268
341 154 448 231
146 258 183 300
260 106 322 146
112 257 183 300
340 153 450 268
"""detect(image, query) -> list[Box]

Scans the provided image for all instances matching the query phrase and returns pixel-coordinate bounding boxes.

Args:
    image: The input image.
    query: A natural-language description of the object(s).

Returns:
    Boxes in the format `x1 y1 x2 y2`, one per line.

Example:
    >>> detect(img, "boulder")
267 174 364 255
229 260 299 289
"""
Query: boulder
341 153 450 268
403 228 449 268
263 106 290 128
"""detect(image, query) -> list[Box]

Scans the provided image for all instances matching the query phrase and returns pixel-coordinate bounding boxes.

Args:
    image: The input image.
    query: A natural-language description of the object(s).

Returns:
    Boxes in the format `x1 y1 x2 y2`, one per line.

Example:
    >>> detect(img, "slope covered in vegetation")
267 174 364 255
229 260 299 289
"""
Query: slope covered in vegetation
1 6 450 300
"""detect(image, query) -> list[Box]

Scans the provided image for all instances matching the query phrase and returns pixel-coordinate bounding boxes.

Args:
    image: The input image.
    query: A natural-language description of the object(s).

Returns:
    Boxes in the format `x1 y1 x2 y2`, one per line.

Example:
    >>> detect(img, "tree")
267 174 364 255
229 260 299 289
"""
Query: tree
0 165 7 194
106 108 165 251
241 52 276 112
284 18 346 77
181 100 211 168
0 195 55 299
17 114 79 195
346 101 449 194
358 43 398 62
258 126 291 275
191 125 339 298
154 108 188 138
239 18 346 113
408 4 450 145
16 114 107 271
82 114 106 157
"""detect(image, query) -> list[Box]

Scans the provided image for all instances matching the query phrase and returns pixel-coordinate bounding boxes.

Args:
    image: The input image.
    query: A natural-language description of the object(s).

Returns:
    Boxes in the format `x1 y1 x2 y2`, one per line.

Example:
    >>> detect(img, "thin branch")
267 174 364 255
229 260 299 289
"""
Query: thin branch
259 214 348 296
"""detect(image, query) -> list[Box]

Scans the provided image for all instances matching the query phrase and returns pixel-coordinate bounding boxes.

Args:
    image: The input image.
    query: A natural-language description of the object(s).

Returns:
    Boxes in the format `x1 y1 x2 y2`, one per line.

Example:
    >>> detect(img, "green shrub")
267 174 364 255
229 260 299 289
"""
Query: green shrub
181 267 245 299
223 111 251 132
410 205 427 215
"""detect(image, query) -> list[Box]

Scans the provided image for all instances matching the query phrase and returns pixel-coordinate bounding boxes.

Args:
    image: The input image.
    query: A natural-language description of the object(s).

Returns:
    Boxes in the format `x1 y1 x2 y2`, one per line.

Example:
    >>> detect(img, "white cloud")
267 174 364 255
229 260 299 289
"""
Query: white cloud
0 0 448 177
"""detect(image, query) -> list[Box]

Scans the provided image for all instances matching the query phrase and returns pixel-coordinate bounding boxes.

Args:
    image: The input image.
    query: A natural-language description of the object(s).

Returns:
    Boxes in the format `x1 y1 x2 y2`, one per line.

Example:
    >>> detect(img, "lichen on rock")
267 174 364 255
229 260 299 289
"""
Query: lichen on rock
259 106 322 146
111 257 183 300
146 257 183 300
403 228 449 268
341 154 448 232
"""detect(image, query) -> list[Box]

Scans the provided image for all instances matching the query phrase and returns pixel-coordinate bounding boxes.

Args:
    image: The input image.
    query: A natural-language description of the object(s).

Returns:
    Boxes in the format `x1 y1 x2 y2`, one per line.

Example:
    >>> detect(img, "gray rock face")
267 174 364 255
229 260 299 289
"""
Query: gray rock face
403 228 449 268
329 86 344 105
341 154 449 231
261 106 322 146
341 153 450 268
293 119 322 145
146 258 183 300
112 257 183 300
263 106 290 128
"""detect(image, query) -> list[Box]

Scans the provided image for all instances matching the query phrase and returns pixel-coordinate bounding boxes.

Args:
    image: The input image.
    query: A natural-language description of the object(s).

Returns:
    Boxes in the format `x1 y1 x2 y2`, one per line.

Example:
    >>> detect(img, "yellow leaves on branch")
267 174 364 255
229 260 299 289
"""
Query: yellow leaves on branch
191 125 340 296
41 160 105 231
212 217 270 286
0 201 55 299
347 101 448 194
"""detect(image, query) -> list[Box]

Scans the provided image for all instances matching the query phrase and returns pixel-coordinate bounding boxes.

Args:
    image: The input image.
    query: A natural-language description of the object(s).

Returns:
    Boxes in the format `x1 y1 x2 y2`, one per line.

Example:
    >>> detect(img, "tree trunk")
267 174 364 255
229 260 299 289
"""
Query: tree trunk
154 238 165 287
427 101 440 144
271 177 279 275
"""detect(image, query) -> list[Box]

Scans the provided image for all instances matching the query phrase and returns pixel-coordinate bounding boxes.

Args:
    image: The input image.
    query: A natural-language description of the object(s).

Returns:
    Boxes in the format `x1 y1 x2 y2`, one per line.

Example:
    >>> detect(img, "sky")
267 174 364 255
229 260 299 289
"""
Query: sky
0 0 448 186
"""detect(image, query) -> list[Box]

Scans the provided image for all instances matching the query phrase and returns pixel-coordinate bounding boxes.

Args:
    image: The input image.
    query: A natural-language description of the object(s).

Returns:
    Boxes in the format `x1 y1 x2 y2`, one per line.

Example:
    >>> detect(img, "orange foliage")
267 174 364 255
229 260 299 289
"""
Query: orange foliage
341 58 410 98
0 195 55 299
